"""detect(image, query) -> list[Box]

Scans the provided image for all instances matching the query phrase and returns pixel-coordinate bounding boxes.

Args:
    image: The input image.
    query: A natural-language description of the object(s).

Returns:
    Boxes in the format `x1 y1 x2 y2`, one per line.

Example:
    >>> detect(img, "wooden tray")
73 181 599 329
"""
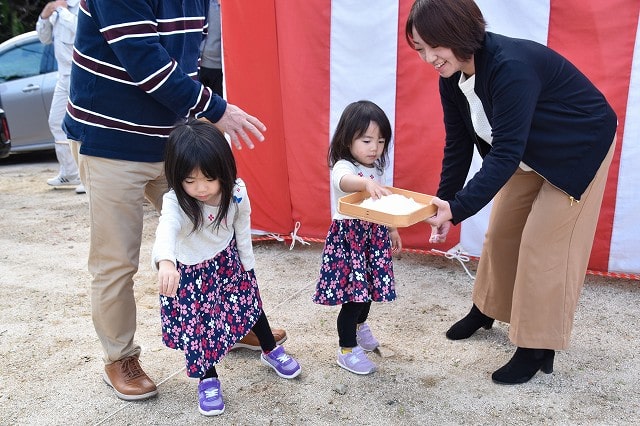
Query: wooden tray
337 186 437 227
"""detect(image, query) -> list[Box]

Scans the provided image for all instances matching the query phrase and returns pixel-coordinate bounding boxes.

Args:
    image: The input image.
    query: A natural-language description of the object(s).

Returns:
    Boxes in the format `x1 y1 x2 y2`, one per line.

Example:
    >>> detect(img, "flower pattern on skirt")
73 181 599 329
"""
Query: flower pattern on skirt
160 238 262 378
313 219 396 306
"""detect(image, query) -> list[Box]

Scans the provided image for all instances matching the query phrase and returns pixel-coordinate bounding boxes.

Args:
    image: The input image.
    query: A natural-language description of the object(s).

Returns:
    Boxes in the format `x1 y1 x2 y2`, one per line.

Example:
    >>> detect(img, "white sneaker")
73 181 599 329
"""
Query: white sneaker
75 184 86 194
47 175 81 187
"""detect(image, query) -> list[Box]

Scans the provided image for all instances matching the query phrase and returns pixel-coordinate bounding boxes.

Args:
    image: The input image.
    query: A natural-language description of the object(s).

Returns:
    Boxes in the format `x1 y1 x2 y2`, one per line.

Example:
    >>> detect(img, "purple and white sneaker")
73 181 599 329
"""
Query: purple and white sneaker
337 346 377 375
198 378 224 416
260 345 302 379
356 322 380 351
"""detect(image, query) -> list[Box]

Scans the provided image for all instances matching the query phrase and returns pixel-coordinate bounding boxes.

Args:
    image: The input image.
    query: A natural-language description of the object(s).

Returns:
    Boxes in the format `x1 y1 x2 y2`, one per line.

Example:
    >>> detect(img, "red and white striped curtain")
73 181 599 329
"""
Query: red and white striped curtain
221 0 640 275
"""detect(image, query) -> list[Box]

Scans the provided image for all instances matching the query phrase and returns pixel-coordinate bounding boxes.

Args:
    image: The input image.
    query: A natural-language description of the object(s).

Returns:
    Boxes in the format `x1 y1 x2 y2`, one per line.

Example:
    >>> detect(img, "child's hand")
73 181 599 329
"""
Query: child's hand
158 260 180 297
389 228 402 253
363 179 392 200
338 175 390 199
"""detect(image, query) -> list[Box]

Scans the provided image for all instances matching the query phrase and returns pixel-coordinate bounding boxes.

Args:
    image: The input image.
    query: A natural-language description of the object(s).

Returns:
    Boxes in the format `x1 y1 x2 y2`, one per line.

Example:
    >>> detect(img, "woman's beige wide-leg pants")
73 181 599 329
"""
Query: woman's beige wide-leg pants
473 138 615 350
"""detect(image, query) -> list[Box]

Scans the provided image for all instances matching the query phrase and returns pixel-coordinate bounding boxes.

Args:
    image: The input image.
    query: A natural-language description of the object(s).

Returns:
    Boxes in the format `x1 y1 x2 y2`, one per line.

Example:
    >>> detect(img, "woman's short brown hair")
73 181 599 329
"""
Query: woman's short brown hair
405 0 486 61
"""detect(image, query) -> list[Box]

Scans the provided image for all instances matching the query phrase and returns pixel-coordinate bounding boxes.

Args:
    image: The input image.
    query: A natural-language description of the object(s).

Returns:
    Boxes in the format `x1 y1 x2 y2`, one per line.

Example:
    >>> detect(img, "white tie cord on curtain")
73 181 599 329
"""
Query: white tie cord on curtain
289 221 310 250
430 245 475 280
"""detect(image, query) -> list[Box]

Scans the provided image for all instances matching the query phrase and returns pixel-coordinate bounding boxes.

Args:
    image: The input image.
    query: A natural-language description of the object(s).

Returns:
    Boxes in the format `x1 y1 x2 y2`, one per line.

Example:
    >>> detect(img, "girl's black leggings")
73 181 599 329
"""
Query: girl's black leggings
337 301 372 348
202 310 275 379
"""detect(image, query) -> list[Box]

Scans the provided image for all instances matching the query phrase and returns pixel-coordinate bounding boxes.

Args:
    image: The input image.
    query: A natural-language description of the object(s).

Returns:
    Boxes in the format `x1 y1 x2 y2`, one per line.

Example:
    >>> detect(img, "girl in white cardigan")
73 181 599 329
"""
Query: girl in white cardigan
152 120 301 416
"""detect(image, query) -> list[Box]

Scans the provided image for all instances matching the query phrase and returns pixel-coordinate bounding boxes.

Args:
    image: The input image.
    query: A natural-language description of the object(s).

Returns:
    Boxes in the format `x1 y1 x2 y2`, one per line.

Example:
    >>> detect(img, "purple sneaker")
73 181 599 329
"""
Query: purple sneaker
198 378 224 416
356 322 380 351
337 346 377 375
260 345 302 379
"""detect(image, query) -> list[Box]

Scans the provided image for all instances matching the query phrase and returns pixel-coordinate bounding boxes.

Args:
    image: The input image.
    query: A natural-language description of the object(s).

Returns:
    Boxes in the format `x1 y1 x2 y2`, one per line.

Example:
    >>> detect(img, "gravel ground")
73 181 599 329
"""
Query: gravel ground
1 152 639 425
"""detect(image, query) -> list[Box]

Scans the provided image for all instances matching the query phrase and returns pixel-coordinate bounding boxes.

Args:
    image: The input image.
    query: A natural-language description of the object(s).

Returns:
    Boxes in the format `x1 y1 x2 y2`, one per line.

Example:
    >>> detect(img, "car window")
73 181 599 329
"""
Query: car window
0 40 57 83
40 43 57 74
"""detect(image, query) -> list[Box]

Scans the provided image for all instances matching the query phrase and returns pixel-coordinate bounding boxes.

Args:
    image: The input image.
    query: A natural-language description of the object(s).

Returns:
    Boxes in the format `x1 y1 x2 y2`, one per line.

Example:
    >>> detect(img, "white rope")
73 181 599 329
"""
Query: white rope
430 247 476 280
265 233 284 242
289 221 310 250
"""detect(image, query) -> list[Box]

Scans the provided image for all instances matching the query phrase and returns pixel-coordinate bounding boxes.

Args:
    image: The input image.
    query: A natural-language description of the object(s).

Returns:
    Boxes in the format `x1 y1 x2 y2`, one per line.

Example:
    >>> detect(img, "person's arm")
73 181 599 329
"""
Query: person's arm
35 0 66 44
389 228 402 253
152 193 184 297
338 174 391 199
332 161 391 199
232 180 256 271
88 0 264 149
427 83 463 239
436 77 476 203
152 193 183 270
55 2 78 35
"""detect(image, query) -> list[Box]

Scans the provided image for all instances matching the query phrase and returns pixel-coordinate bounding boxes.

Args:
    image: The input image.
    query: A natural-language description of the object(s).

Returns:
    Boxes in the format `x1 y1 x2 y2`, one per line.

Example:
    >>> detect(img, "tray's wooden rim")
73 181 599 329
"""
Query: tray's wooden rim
337 187 437 227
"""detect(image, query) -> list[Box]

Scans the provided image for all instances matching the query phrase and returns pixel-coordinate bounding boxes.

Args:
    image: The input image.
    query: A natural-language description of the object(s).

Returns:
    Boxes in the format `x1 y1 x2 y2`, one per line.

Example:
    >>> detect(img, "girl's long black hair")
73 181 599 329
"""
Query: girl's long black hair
328 100 392 173
164 120 237 233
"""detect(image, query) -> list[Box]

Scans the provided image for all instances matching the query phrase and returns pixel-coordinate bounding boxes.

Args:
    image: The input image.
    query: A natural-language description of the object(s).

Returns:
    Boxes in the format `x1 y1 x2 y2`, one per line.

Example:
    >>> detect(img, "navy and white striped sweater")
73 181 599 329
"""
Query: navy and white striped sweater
63 0 224 162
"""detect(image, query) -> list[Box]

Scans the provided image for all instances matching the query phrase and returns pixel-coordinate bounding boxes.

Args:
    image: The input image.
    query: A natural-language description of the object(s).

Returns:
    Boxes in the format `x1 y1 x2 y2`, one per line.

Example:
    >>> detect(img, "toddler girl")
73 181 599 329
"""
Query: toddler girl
313 100 401 375
152 120 301 416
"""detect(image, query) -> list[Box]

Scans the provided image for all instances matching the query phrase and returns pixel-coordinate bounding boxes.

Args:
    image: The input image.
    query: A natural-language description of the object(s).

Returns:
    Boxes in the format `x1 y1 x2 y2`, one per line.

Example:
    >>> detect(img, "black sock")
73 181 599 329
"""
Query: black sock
200 366 218 381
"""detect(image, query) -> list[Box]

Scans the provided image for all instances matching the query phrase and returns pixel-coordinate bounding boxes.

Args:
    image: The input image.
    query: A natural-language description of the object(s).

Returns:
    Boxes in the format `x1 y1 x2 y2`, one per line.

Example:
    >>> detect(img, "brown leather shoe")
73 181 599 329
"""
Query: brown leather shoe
103 356 158 401
231 328 287 351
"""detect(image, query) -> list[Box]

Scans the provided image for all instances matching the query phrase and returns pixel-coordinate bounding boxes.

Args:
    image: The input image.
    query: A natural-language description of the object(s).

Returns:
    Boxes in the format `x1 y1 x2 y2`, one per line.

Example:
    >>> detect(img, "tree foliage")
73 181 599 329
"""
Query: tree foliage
0 0 46 44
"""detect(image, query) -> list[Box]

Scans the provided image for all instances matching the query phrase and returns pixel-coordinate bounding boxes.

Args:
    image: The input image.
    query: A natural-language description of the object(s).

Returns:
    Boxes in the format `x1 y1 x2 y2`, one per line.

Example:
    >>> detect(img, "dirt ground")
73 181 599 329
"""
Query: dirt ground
1 151 639 425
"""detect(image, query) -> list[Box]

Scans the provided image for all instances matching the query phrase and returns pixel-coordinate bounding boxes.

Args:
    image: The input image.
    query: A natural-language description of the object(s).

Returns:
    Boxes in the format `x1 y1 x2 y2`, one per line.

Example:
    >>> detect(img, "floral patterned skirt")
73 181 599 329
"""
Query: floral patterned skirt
160 238 262 378
313 219 396 306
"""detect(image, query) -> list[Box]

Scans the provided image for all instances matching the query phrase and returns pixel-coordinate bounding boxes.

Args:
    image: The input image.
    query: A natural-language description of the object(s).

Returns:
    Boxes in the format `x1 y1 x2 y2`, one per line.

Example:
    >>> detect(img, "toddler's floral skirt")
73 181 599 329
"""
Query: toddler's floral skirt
160 238 262 378
313 219 396 305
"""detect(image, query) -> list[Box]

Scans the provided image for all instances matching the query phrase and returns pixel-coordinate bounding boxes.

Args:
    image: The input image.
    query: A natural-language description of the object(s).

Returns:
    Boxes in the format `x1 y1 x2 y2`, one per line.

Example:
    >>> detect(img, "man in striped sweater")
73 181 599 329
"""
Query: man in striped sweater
63 0 266 401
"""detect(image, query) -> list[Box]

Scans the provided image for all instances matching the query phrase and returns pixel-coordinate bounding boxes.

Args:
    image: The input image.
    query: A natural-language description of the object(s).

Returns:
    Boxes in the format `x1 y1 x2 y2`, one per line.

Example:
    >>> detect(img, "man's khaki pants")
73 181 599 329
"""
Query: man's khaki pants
71 141 167 363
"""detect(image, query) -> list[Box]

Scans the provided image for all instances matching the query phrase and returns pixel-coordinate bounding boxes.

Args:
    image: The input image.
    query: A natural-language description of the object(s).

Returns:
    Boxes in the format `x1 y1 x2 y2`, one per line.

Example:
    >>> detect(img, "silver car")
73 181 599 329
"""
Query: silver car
0 31 57 155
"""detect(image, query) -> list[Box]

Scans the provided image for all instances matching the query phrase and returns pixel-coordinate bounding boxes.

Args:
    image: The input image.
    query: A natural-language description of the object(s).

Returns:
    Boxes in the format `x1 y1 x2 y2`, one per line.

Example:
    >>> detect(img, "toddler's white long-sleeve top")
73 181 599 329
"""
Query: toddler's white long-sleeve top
152 179 255 271
331 159 384 220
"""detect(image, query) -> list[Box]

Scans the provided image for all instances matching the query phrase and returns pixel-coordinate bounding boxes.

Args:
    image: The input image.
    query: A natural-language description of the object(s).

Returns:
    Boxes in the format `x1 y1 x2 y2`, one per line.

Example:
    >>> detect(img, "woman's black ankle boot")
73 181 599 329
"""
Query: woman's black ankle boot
445 304 494 340
491 347 555 385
